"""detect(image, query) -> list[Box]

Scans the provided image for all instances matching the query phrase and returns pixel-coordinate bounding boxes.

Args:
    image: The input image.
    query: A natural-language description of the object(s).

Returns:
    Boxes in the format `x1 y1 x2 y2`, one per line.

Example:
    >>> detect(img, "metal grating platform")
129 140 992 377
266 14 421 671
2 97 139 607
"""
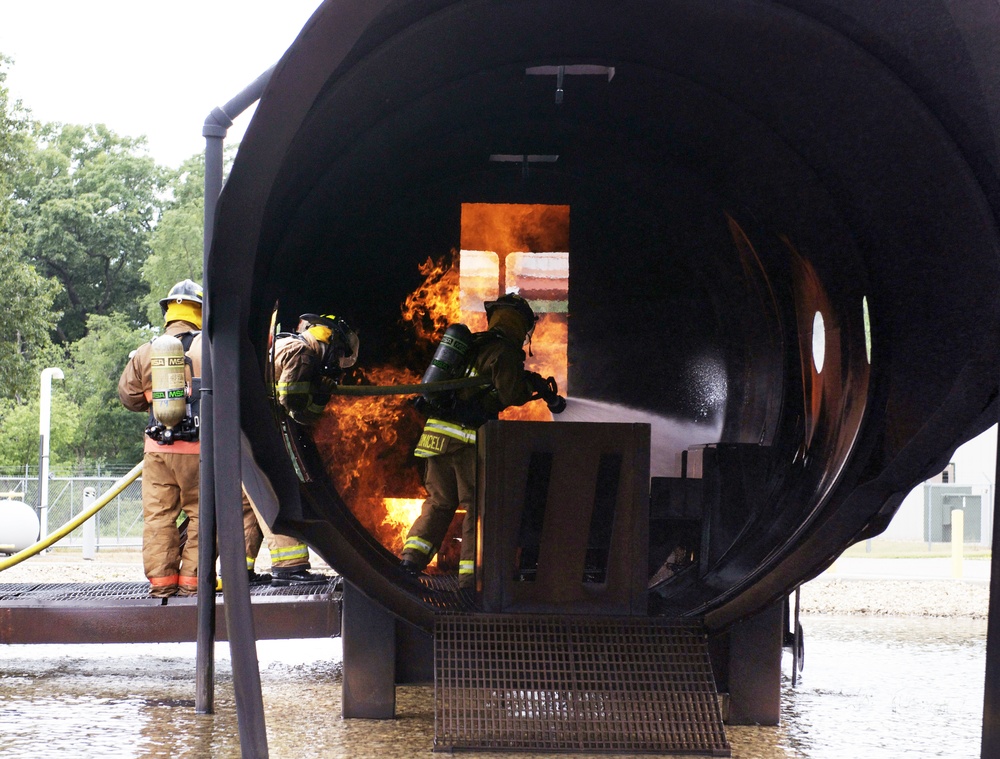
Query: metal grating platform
0 578 343 643
413 573 482 612
434 614 731 756
0 578 342 602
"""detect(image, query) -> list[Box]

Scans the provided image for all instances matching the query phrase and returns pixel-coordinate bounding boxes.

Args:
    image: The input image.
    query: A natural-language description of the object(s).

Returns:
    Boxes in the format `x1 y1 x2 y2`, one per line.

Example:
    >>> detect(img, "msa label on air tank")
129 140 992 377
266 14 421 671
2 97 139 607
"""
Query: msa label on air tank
151 389 184 400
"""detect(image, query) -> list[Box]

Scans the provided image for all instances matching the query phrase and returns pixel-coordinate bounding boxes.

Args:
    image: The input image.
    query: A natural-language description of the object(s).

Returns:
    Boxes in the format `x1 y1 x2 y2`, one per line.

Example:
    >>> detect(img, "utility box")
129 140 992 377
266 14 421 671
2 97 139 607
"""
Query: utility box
477 420 650 615
924 484 983 543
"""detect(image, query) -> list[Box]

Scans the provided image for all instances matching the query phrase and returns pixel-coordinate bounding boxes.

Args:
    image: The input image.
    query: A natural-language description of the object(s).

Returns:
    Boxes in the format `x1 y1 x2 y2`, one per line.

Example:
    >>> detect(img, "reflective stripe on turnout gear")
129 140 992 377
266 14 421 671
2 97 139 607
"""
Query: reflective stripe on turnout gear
178 575 198 591
246 556 256 570
276 381 312 399
403 536 434 556
270 543 309 563
149 574 179 588
459 560 474 576
414 417 477 458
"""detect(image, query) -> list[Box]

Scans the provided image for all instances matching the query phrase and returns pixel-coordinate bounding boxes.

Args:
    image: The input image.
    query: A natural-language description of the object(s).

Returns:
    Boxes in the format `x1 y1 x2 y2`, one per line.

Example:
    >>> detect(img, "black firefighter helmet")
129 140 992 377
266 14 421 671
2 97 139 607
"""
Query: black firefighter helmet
298 313 359 372
484 293 537 332
159 279 203 314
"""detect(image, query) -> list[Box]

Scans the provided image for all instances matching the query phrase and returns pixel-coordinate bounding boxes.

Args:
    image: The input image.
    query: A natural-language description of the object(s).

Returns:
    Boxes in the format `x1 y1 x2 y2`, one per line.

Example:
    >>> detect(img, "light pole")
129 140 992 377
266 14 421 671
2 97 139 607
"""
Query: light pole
38 367 64 541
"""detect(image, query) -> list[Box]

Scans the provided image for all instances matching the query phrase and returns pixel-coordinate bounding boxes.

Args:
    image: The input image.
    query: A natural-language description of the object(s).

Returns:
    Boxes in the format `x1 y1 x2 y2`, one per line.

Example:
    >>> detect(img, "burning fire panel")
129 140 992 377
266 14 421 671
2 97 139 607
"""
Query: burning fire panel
505 251 569 313
460 202 570 401
458 249 500 313
317 204 571 572
434 614 731 755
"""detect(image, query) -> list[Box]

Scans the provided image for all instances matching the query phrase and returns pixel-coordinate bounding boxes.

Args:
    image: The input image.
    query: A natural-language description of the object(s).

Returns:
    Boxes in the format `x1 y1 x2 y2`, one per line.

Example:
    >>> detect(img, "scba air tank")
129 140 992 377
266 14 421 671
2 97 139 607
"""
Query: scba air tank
150 334 187 429
421 323 474 406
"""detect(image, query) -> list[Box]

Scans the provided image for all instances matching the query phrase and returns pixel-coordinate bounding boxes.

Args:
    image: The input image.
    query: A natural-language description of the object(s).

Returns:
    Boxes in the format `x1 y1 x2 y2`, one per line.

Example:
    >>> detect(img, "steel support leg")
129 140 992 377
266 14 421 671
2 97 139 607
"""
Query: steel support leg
981 423 1000 757
195 313 217 714
726 601 783 725
342 581 396 718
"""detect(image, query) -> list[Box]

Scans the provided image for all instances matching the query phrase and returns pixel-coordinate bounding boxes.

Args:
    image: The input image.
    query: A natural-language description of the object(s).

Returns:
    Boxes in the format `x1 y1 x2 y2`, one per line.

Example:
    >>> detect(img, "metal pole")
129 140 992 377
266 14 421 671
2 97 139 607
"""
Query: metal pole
37 367 64 543
82 487 97 559
195 67 274 759
195 113 224 718
981 424 1000 756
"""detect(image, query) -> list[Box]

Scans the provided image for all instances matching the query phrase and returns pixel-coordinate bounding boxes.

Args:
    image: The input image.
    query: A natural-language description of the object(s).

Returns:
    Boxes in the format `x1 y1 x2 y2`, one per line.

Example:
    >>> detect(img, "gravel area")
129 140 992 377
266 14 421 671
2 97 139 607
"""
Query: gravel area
799 576 990 618
0 551 145 584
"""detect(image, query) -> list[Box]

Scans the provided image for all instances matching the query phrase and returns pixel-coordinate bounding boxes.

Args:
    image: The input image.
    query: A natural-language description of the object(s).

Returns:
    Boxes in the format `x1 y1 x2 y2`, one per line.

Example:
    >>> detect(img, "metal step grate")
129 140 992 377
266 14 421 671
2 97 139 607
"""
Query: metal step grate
434 613 731 755
0 578 343 603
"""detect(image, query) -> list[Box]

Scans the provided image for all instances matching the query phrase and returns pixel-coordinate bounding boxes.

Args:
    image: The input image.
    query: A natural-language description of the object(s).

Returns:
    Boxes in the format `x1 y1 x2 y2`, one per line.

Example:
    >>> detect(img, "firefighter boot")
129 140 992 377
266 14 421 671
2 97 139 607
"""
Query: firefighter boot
248 569 273 586
400 558 423 576
270 567 328 586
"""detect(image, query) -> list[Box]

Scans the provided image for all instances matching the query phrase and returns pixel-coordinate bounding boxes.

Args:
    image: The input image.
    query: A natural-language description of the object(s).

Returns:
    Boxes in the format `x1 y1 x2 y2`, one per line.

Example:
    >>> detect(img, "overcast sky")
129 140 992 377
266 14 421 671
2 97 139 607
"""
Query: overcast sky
0 0 322 168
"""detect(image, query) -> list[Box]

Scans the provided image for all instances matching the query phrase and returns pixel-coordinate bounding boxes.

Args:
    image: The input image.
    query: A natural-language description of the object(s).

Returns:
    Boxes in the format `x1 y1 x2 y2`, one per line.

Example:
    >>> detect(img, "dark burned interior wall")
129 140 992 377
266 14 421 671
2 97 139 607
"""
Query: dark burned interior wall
214 0 1000 628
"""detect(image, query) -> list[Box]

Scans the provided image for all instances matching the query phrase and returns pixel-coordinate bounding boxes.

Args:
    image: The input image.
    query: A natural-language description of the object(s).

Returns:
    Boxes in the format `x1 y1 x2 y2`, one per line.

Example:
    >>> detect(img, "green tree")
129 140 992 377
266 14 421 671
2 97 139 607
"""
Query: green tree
0 55 30 230
142 153 205 324
64 312 151 464
15 122 165 342
0 312 150 468
0 392 79 468
0 249 63 402
0 57 63 403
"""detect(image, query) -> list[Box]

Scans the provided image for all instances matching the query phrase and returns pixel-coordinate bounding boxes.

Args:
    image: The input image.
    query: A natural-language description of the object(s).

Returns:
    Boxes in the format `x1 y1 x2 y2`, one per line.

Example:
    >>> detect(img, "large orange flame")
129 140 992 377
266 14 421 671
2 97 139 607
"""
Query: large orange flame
313 205 569 569
313 254 467 569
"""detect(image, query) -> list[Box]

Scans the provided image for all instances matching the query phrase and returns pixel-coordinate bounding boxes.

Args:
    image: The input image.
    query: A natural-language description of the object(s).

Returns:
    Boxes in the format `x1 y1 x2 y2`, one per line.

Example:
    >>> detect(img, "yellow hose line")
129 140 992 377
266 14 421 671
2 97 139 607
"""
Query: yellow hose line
0 460 144 572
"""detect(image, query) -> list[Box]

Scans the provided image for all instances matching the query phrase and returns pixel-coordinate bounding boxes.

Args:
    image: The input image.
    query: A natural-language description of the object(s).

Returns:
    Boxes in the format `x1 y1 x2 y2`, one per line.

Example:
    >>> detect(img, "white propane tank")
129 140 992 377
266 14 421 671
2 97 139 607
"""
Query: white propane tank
0 499 40 553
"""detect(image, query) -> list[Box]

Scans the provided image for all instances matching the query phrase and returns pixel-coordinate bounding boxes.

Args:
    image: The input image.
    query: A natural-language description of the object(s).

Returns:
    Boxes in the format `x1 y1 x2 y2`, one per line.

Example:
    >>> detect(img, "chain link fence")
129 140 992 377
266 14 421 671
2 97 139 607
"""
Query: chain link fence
0 465 143 549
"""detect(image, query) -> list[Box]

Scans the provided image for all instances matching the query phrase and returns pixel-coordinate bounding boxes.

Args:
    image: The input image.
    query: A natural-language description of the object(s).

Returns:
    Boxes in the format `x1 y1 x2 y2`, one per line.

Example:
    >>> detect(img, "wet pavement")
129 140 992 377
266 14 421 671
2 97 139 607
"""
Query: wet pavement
0 551 990 758
0 611 986 759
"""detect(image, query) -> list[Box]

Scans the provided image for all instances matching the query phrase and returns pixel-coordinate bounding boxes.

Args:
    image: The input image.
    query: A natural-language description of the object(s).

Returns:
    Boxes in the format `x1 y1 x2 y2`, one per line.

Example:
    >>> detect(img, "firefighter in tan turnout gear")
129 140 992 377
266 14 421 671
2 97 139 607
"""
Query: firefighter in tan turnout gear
400 293 562 590
118 279 203 598
249 312 360 585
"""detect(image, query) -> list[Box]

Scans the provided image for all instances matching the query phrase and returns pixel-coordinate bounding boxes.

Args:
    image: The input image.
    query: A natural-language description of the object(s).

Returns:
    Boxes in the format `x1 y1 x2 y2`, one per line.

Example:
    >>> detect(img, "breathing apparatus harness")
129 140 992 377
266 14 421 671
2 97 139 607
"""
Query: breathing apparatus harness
145 330 201 445
411 323 565 423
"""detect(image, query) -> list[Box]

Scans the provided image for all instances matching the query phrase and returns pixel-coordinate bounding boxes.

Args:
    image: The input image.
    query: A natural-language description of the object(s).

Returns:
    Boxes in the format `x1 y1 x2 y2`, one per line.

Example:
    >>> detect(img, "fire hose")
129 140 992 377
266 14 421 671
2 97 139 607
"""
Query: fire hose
329 376 490 396
330 376 567 412
0 460 144 572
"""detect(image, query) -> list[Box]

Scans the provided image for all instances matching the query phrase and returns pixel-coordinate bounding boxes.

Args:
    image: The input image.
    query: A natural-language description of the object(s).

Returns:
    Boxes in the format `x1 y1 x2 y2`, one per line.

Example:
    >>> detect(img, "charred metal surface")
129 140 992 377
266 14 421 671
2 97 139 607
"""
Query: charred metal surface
341 582 396 719
0 581 342 644
434 613 730 755
210 0 1000 637
710 602 784 726
478 421 650 615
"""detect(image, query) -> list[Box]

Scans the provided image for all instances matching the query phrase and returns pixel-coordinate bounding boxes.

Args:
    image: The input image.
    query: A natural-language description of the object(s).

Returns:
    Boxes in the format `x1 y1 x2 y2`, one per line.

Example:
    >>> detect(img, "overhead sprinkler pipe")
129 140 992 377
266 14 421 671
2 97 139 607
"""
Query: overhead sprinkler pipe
202 65 275 256
37 367 64 542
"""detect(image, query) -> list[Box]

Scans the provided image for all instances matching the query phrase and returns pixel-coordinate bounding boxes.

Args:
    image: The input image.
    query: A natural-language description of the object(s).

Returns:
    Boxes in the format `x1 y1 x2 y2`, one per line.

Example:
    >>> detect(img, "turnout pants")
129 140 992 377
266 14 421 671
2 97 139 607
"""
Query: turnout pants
142 451 200 596
242 488 310 570
402 444 477 588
